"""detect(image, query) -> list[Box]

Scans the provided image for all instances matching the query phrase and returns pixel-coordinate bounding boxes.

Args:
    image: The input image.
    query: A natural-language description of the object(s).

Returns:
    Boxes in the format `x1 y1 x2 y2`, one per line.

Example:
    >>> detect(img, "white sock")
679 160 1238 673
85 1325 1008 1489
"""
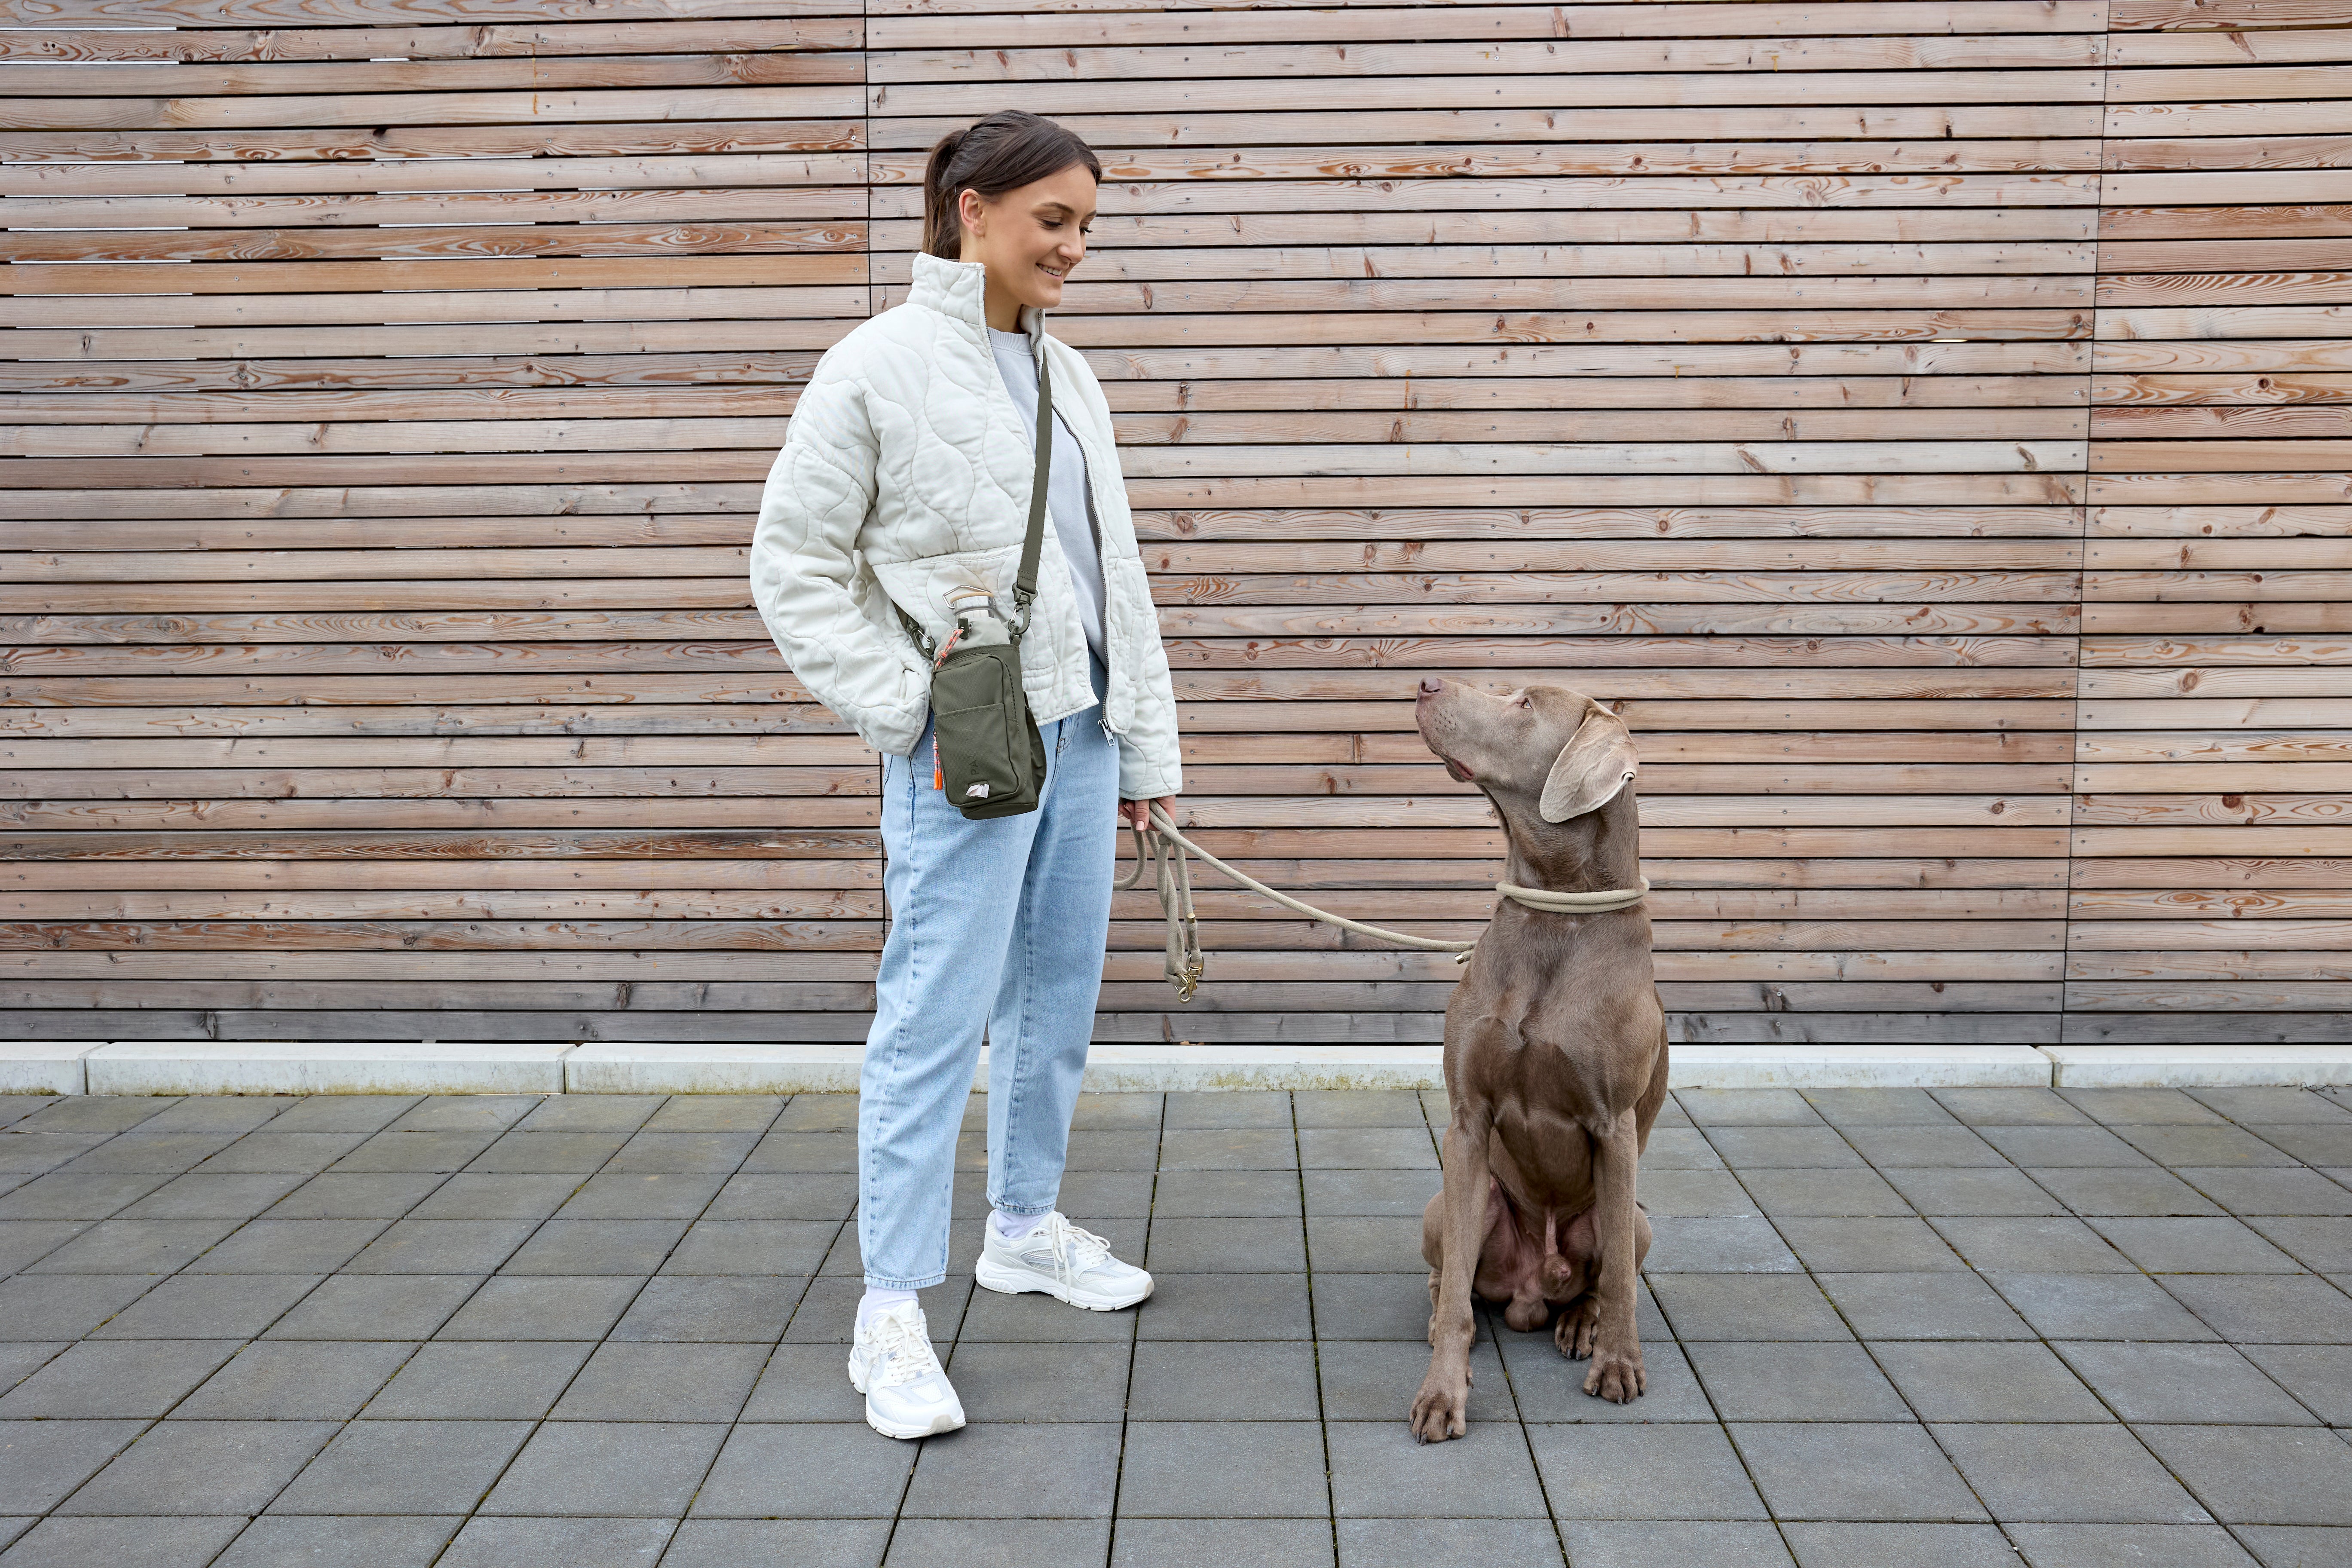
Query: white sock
856 1286 918 1332
992 1209 1050 1242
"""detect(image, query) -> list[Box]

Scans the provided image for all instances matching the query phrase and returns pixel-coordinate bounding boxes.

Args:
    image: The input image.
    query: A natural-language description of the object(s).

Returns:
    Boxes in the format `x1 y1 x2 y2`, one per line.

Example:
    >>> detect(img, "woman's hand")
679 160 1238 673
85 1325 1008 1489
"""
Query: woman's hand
1121 796 1174 832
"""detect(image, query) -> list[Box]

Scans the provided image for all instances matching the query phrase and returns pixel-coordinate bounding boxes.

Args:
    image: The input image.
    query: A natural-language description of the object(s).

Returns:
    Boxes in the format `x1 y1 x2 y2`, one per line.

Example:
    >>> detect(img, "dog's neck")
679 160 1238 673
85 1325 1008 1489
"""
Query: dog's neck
1501 789 1643 896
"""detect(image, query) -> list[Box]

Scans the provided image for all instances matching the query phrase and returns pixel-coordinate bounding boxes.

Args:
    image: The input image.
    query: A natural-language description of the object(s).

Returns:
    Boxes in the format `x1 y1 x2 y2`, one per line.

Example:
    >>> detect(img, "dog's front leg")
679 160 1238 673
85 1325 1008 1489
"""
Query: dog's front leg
1583 1104 1647 1403
1409 1104 1492 1442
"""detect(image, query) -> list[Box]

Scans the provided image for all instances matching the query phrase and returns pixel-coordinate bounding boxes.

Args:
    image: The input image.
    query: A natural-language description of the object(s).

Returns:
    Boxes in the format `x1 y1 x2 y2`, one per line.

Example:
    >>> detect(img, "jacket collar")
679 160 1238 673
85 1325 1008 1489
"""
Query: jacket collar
910 250 1044 345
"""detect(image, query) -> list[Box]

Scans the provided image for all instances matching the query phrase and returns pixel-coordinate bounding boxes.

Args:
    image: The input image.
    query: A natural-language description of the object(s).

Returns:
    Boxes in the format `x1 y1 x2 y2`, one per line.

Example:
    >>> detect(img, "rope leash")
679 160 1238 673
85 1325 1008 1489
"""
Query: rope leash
1118 803 1648 1001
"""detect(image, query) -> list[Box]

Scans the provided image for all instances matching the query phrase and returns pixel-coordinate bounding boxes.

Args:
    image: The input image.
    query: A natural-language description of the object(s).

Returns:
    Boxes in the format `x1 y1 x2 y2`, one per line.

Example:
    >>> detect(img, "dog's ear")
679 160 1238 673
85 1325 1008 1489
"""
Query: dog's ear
1538 707 1639 822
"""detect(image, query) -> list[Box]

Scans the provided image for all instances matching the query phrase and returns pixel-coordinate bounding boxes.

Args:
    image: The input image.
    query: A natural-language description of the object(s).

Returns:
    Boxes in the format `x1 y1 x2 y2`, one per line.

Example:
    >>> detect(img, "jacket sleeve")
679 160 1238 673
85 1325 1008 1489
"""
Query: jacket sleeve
748 359 930 757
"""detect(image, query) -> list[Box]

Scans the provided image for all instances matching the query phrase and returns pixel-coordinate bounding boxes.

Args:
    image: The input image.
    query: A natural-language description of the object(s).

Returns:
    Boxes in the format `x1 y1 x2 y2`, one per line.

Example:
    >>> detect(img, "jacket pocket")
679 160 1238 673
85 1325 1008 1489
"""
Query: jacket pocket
870 543 1023 648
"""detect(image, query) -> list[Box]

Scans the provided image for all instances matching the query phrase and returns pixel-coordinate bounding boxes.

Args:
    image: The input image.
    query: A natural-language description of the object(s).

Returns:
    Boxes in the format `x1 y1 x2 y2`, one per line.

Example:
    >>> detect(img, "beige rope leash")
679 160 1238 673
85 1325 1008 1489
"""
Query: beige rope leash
1119 804 1648 1000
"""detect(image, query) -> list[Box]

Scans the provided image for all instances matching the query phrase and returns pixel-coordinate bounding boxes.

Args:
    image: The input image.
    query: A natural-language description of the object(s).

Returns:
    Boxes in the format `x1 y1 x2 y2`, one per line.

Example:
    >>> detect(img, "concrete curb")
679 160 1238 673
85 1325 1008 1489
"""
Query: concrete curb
7 1041 2350 1095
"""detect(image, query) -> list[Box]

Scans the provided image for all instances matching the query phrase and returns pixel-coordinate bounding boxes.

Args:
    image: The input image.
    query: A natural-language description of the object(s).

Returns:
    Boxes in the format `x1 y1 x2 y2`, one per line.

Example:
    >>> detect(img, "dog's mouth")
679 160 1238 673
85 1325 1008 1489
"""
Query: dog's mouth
1441 757 1474 784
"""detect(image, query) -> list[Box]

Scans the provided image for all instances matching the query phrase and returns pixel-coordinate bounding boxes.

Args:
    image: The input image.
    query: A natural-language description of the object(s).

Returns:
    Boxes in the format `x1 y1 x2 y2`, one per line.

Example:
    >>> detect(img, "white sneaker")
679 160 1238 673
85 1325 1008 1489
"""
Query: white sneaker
846 1299 965 1440
974 1212 1154 1311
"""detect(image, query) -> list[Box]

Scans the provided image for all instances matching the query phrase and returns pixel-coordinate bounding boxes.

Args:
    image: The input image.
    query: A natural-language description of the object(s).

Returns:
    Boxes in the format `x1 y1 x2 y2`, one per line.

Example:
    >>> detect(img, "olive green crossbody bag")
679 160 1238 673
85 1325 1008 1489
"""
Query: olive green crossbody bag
892 343 1056 821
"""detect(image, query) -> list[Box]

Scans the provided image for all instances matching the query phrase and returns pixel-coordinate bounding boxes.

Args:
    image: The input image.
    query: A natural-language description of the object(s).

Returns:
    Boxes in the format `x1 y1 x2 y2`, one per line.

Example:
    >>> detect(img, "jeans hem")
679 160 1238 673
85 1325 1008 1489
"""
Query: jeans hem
988 1200 1055 1218
863 1271 949 1291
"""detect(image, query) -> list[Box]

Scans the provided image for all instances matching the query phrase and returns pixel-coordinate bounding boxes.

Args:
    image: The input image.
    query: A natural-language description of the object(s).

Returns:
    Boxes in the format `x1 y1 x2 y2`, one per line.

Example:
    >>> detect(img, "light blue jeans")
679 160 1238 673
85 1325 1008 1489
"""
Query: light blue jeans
858 658 1118 1289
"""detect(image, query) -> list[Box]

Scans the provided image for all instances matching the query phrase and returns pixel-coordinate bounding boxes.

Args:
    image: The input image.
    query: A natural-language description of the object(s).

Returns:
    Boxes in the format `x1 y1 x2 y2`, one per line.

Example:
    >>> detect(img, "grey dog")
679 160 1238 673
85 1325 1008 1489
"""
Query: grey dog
1409 677 1669 1442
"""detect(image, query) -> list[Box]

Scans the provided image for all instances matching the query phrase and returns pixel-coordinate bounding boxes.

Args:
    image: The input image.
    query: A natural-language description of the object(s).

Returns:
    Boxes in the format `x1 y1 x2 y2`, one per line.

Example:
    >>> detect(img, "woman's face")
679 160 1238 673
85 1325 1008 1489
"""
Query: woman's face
958 162 1097 316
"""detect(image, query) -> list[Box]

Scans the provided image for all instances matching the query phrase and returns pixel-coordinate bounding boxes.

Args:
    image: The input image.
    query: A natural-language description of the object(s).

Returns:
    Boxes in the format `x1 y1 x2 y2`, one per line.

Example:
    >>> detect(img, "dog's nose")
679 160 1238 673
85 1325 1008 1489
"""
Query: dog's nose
1419 677 1444 696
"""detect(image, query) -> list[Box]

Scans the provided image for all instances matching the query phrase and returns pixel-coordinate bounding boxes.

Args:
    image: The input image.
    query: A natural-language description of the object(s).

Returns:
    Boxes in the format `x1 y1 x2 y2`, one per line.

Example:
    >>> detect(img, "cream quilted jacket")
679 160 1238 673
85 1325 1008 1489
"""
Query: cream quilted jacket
748 251 1183 801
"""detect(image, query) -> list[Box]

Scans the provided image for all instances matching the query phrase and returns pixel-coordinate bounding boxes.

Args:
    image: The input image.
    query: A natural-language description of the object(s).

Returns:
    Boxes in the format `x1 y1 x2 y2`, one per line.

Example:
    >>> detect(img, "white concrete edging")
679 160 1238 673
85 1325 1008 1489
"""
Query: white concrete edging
82 1040 572 1097
2044 1045 2352 1088
0 1041 98 1096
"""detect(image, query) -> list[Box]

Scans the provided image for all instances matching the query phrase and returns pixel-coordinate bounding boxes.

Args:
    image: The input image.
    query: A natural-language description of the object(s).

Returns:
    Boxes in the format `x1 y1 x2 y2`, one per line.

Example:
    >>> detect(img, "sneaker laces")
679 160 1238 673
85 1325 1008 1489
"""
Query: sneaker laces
1035 1213 1114 1284
867 1308 944 1388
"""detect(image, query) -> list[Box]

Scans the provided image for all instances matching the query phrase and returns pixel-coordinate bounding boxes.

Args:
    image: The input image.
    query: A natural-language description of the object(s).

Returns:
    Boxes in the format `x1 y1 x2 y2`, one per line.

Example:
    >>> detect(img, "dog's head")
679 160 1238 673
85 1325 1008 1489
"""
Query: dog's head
1414 678 1638 839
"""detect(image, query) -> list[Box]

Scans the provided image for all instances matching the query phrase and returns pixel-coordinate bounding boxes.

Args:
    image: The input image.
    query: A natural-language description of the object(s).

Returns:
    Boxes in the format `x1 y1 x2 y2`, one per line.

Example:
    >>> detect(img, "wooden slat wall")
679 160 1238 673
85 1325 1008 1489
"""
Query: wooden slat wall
3 0 2344 1055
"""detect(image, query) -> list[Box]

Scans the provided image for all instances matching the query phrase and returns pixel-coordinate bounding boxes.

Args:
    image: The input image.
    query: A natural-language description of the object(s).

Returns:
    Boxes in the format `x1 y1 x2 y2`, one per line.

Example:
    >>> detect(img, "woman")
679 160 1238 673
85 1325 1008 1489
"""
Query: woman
748 110 1182 1439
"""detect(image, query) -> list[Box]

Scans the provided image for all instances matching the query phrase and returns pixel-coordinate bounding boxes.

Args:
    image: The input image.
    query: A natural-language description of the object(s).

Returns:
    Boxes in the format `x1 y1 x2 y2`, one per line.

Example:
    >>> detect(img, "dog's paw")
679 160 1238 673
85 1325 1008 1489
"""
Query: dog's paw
1555 1297 1600 1360
1583 1346 1647 1405
1408 1371 1470 1444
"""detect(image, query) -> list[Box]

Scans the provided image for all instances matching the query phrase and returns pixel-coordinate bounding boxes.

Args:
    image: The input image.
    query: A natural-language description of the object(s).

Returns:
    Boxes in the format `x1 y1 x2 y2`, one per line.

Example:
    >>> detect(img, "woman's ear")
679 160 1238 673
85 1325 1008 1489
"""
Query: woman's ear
1538 708 1639 822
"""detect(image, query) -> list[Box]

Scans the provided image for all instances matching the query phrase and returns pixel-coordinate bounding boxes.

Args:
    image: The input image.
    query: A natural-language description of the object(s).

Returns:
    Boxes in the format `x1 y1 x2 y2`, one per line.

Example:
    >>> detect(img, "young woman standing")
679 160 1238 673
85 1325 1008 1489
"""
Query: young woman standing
748 111 1182 1438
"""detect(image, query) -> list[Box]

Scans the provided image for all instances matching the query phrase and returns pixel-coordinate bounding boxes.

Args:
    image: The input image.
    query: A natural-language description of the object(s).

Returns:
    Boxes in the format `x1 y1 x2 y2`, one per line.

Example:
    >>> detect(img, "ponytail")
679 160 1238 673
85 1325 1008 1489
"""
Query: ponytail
922 110 1101 259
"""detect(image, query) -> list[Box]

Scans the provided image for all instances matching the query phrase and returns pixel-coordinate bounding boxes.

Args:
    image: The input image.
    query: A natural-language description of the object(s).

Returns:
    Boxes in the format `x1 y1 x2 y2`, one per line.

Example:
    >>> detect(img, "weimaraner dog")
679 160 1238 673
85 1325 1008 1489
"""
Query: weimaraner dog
1409 677 1669 1442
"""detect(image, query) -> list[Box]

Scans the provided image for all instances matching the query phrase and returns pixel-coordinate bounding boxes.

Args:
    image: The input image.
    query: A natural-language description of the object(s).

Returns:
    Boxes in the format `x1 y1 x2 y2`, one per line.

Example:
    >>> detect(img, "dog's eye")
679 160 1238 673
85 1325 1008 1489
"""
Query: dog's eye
1516 695 1533 709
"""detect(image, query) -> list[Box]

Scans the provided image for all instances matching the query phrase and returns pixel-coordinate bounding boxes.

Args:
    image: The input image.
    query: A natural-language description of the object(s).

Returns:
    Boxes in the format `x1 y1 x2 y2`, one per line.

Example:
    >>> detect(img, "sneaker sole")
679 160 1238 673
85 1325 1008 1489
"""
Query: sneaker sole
847 1356 964 1440
973 1254 1154 1311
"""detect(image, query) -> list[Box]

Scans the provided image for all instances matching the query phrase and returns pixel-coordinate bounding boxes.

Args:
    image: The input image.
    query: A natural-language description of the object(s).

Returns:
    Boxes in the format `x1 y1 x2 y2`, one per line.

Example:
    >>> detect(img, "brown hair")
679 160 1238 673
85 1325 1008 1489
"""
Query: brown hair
922 110 1102 260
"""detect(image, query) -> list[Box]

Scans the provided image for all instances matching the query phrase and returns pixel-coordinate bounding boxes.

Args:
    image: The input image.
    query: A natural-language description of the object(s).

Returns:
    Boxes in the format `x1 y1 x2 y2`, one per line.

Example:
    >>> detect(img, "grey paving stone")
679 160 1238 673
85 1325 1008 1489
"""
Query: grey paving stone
1976 1123 2162 1169
1117 1420 1328 1517
24 1216 240 1274
1320 1338 1506 1424
1931 1215 2136 1272
2238 1526 2352 1568
1643 1215 1799 1272
1529 1423 1767 1519
901 1420 1121 1517
2058 1341 2316 1425
1872 1340 2110 1421
2165 1275 2352 1344
0 1172 173 1219
198 1133 374 1174
1056 1169 1158 1219
0 1421 144 1513
1934 1422 2211 1523
438 1516 676 1568
953 1277 1127 1343
661 1220 834 1276
1159 1129 1296 1171
1732 1421 1987 1521
1158 1170 1308 1218
2004 1523 2260 1568
939 1338 1131 1421
0 1338 237 1418
329 1131 501 1174
704 1176 855 1228
2118 1125 2299 1168
2095 1216 2305 1273
343 1218 536 1274
464 1131 630 1175
2138 1424 2352 1525
260 1097 417 1134
738 1132 858 1173
1296 1270 1438 1341
552 1172 723 1222
14 1100 174 1136
482 1420 727 1516
737 1343 867 1423
0 1274 157 1340
407 1174 581 1221
1561 1521 1789 1568
517 1096 664 1133
1070 1091 1163 1131
1307 1216 1430 1273
135 1099 295 1133
211 1516 461 1568
499 1218 686 1275
1122 1270 1309 1341
0 1344 63 1393
1683 1340 1910 1421
885 1519 1109 1568
0 1098 61 1130
0 1222 89 1274
183 1219 387 1275
1120 1518 1335 1568
1298 1128 1435 1170
2212 1090 2352 1123
1163 1091 1292 1130
61 1133 247 1176
1640 1128 1727 1170
266 1273 480 1341
176 1340 413 1420
1327 1418 1548 1517
0 1515 245 1568
268 1419 532 1515
766 1095 858 1133
437 1276 643 1341
663 1519 889 1568
1881 1166 2066 1216
386 1097 541 1134
89 1271 322 1338
550 1341 766 1421
264 1173 444 1219
1147 1216 1306 1273
2251 1218 2352 1271
366 1340 593 1419
2027 1165 2226 1217
120 1173 311 1221
691 1423 915 1517
1504 1335 1713 1423
1818 1271 2033 1340
1781 1522 2018 1568
608 1275 798 1342
1294 1090 1427 1128
1737 1167 1915 1218
1934 1088 2087 1126
1705 1127 1864 1168
1804 1088 1961 1128
1774 1217 1964 1272
647 1096 787 1133
2257 1125 2352 1167
1678 1088 1823 1127
2243 1344 2352 1424
1988 1272 2220 1341
1648 1274 1852 1341
0 1135 110 1178
604 1131 762 1174
1121 1341 1317 1430
2066 1088 2229 1126
1843 1125 2007 1168
1634 1169 1757 1218
59 1418 337 1516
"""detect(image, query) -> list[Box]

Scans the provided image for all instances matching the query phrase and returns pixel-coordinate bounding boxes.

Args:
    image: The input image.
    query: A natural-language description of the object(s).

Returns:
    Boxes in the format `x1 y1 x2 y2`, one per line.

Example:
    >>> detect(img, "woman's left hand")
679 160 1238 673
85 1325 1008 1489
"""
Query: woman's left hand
1121 796 1175 832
